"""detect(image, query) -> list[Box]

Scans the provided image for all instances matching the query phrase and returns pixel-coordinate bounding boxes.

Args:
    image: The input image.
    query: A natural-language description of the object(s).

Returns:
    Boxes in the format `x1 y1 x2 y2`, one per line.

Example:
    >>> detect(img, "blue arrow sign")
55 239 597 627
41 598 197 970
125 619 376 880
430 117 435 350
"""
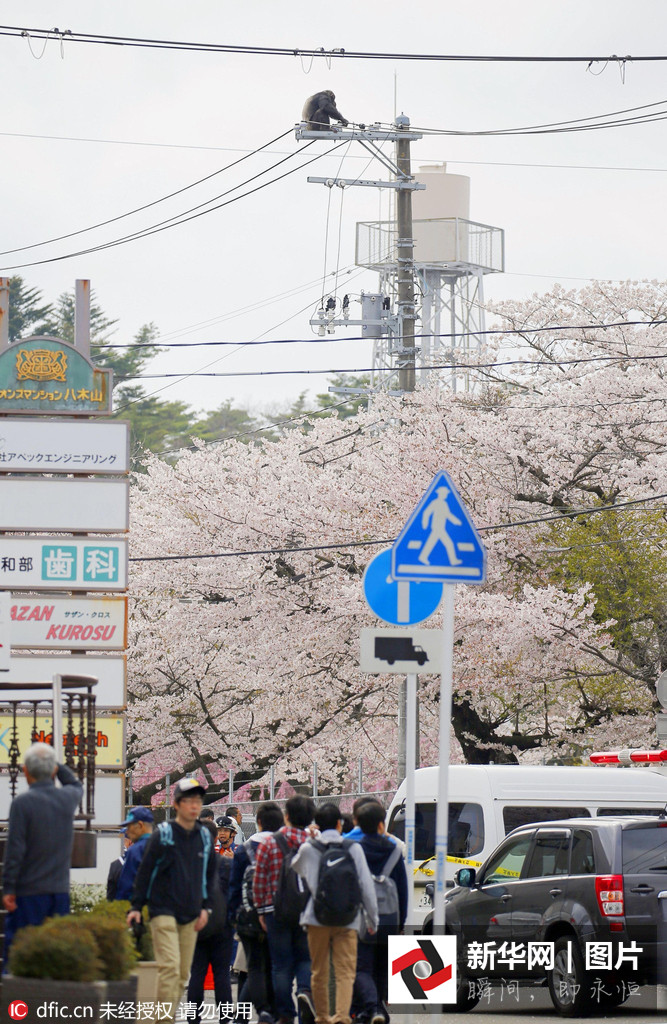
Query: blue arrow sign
363 549 443 626
391 470 486 584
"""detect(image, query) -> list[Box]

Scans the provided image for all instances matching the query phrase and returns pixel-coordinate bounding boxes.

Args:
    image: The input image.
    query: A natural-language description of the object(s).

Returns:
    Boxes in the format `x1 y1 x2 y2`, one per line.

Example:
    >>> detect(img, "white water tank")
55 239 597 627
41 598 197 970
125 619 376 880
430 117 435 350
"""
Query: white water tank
412 163 471 264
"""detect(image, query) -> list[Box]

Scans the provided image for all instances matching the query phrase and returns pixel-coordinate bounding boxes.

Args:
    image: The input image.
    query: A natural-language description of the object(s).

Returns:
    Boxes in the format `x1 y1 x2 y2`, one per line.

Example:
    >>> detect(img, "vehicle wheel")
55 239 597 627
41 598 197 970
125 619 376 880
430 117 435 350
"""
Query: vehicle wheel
453 939 480 1012
596 982 629 1010
455 974 481 1012
547 936 592 1017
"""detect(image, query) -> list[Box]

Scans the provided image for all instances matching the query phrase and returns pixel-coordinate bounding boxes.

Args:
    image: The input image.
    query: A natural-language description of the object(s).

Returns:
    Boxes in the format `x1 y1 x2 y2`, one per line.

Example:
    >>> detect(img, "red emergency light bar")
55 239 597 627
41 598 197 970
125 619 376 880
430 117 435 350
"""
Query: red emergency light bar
589 749 667 765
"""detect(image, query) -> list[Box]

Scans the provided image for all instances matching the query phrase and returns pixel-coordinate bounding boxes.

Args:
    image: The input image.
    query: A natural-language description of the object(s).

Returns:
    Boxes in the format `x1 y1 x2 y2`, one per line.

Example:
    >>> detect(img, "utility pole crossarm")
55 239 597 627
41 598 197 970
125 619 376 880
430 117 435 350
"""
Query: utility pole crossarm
307 176 424 191
295 124 423 143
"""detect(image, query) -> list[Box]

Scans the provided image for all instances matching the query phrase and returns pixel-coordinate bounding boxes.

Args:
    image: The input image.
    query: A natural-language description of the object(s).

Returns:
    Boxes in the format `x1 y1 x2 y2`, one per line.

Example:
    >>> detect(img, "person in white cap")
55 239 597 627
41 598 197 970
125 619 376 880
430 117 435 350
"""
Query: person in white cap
127 778 216 1023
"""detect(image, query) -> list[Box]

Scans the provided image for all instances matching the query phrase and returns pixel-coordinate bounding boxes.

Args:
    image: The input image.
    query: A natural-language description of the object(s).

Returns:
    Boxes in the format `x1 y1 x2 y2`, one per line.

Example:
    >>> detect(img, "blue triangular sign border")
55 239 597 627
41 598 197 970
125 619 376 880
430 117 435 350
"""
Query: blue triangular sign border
391 470 487 584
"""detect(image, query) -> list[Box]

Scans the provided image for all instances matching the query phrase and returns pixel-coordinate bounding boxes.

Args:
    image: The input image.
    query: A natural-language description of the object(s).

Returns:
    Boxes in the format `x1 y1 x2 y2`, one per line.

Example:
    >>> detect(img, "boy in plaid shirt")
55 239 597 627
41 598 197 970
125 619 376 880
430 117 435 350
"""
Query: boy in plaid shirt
254 796 316 1024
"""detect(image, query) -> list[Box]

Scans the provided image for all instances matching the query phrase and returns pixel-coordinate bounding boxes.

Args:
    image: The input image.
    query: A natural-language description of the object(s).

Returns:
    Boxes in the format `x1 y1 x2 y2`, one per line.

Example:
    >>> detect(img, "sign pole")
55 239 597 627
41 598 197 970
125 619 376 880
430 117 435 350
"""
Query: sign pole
405 671 417 929
52 673 63 761
433 584 455 932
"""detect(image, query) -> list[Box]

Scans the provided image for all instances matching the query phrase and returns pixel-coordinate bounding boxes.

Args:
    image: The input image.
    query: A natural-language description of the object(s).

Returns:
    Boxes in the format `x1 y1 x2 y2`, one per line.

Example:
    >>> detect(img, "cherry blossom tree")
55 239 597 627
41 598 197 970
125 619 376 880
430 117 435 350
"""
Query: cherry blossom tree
127 279 667 800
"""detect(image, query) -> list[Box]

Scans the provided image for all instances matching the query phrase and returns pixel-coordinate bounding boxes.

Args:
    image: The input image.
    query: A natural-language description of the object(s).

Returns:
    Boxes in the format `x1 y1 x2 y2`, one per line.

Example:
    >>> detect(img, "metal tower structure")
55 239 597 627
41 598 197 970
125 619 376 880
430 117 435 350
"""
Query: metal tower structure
355 165 505 393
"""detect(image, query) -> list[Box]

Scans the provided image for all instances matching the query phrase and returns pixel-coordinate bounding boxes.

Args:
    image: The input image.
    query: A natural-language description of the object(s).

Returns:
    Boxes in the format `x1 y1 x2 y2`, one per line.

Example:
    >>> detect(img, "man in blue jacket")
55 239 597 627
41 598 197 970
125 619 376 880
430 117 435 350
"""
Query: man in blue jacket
115 806 154 902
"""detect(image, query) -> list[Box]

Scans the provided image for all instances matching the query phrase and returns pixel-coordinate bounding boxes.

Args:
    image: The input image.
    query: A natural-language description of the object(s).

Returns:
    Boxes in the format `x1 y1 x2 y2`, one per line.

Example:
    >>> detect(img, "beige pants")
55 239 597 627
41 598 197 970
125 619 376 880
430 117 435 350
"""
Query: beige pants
307 924 358 1024
149 914 199 1022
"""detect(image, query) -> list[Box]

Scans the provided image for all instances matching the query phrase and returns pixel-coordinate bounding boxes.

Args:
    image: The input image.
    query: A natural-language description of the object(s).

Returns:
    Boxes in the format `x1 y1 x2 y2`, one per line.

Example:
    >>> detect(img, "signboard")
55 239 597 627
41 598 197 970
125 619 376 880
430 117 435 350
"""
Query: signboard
363 549 443 626
1 655 126 707
0 591 9 671
0 418 129 474
0 538 127 591
0 337 112 415
360 627 442 674
7 596 127 650
0 478 129 532
0 713 125 769
392 470 486 584
0 773 124 826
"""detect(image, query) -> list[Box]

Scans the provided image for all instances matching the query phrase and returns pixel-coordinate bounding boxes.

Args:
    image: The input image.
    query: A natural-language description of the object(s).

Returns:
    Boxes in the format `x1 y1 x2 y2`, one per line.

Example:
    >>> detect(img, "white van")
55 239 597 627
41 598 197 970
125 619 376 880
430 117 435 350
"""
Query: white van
386 764 667 926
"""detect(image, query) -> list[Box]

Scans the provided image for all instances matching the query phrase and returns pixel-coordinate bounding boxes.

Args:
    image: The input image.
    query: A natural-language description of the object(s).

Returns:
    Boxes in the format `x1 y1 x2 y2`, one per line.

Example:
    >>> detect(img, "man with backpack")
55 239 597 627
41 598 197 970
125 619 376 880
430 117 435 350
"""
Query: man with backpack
229 801 284 1023
127 778 217 1023
253 795 315 1024
353 801 408 1024
292 803 378 1024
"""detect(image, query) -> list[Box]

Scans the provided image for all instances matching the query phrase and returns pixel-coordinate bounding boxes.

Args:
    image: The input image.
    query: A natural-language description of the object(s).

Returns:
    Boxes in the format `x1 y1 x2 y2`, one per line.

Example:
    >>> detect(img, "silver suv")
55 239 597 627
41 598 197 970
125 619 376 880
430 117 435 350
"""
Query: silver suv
422 815 667 1016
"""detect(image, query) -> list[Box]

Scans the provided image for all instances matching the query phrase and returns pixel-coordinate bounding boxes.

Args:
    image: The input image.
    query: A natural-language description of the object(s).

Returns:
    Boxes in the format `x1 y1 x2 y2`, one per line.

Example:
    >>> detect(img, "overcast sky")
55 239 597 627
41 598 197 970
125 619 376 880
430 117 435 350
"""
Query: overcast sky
2 1 667 416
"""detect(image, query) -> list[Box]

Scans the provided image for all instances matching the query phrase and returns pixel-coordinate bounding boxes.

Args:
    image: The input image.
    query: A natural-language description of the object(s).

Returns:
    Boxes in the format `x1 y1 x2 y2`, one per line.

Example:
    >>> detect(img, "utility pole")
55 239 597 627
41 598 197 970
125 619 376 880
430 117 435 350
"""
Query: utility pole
297 118 423 397
395 115 416 392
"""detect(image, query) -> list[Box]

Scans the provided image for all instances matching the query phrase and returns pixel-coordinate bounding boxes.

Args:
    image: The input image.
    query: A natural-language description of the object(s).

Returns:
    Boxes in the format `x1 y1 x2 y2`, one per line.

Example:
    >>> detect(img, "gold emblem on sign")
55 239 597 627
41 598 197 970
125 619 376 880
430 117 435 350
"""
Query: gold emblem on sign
16 349 67 382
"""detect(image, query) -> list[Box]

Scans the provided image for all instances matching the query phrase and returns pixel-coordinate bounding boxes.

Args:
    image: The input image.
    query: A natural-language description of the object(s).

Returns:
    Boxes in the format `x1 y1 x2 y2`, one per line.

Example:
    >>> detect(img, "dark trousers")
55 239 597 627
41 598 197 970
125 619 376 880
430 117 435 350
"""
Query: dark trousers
265 912 311 1022
187 928 235 1023
3 892 70 969
240 933 274 1016
353 940 389 1022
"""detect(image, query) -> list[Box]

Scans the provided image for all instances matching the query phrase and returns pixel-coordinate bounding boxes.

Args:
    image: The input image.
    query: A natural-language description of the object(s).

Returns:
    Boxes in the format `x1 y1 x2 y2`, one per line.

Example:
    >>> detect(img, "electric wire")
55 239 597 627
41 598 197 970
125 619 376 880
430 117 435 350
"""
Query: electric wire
93 317 667 350
6 129 667 176
0 141 349 271
0 128 294 256
128 492 667 563
117 344 667 382
1 25 665 64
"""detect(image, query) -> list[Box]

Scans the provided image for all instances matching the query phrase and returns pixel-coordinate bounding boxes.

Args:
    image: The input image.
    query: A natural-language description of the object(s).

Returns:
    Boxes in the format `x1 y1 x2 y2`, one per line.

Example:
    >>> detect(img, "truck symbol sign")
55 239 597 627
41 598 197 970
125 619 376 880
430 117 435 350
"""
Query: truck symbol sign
375 636 429 666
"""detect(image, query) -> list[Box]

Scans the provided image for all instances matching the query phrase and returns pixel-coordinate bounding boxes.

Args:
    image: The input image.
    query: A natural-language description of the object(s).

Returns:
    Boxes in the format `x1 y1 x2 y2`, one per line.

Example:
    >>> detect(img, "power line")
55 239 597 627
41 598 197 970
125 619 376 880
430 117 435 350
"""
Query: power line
129 492 667 563
0 141 347 271
1 26 664 64
0 128 294 257
377 103 667 137
5 129 667 176
117 345 667 382
95 317 667 350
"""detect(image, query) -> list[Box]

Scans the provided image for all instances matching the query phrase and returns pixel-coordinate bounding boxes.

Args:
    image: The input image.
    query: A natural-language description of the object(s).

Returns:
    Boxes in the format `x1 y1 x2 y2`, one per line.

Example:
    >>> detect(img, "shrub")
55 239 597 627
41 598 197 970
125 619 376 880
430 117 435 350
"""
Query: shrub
9 918 101 981
80 914 136 980
91 899 154 961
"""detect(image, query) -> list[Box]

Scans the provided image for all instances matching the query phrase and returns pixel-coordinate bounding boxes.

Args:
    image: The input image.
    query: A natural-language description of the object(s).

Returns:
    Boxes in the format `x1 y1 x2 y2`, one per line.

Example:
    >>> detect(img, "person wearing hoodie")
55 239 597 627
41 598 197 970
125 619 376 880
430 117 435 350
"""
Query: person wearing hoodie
229 801 284 1024
292 803 378 1024
353 801 408 1024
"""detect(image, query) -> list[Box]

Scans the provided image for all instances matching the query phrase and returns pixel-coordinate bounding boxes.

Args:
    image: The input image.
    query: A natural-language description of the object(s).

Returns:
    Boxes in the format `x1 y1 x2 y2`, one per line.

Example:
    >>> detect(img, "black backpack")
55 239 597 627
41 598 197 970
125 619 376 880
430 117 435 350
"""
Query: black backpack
313 839 362 926
272 831 308 928
235 841 263 938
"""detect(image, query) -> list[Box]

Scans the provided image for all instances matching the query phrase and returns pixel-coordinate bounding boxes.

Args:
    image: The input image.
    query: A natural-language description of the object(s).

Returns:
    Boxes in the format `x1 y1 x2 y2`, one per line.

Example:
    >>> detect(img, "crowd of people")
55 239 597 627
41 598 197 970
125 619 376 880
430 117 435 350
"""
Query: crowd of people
121 783 407 1024
1 747 408 1024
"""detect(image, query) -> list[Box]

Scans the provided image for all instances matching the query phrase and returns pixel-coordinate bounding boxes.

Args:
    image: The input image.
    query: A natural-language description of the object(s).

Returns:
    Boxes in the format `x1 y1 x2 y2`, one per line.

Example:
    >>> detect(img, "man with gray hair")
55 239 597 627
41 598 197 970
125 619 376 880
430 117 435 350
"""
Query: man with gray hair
2 742 83 963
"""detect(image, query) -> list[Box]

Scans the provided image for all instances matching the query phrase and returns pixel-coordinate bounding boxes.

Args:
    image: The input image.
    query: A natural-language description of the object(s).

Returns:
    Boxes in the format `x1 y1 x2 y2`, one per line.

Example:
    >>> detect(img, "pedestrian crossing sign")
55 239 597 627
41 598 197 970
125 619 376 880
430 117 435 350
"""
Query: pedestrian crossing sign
391 471 486 584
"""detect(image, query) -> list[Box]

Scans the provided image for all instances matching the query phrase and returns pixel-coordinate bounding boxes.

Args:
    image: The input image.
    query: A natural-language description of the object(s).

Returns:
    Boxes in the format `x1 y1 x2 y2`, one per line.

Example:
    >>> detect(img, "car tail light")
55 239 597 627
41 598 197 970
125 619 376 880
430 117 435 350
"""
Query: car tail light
596 874 624 916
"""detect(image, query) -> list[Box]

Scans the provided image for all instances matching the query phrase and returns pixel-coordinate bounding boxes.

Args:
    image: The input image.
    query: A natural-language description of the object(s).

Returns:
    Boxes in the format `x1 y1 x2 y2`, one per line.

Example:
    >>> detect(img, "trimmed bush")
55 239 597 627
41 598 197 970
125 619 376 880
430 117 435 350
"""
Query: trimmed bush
78 914 136 981
91 899 154 961
9 918 101 981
